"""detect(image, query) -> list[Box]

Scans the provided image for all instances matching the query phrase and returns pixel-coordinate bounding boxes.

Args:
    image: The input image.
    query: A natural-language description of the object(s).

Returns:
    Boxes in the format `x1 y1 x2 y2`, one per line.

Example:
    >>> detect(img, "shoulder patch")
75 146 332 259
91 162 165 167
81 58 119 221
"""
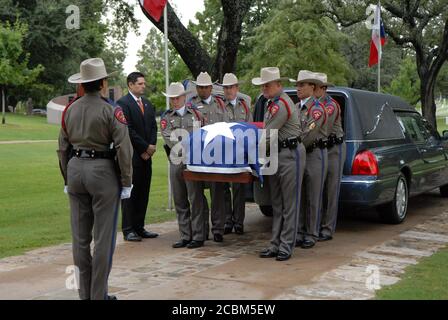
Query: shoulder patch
269 104 280 116
312 110 323 121
114 107 128 125
326 104 335 116
161 119 168 130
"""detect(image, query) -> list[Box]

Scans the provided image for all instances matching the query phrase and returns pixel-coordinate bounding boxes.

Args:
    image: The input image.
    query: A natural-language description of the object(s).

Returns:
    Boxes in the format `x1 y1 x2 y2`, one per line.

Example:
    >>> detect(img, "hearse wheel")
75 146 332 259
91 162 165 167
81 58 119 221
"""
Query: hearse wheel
378 173 408 224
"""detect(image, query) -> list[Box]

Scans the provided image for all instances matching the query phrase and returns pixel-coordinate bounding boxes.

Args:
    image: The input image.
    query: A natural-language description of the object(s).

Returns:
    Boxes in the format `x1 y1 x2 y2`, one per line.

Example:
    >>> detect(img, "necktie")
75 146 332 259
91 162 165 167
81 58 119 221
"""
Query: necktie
137 98 144 115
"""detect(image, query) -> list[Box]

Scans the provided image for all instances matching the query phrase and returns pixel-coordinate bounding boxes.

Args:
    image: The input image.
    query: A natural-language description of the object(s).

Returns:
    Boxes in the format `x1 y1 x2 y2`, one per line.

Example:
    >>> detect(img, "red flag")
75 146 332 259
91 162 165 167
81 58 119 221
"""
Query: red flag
140 0 168 22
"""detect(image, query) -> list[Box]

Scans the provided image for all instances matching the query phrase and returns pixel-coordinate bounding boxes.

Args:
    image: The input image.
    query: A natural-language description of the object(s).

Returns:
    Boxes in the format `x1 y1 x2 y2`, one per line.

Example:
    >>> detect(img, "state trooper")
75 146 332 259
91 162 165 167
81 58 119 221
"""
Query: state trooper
57 58 133 300
293 70 328 249
253 67 306 261
218 73 253 235
314 73 346 241
160 83 207 249
190 72 228 243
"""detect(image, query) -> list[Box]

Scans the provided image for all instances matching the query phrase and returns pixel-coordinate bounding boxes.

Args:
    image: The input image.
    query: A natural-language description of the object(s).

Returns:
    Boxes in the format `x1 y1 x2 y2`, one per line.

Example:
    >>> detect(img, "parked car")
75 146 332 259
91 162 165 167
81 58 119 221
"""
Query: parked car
32 108 47 116
253 87 448 224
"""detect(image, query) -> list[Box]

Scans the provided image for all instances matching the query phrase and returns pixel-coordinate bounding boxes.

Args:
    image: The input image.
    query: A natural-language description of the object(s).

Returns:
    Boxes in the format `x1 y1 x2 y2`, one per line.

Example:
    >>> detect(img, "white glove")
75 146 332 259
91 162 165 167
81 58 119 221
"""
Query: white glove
121 185 133 199
64 186 68 194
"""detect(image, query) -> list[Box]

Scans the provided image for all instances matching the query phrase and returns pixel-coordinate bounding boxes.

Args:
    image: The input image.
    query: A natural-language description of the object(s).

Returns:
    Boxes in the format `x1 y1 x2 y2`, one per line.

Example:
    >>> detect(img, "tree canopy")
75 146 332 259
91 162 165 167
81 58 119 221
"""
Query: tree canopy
1 0 447 125
314 0 448 128
0 20 44 123
0 0 136 106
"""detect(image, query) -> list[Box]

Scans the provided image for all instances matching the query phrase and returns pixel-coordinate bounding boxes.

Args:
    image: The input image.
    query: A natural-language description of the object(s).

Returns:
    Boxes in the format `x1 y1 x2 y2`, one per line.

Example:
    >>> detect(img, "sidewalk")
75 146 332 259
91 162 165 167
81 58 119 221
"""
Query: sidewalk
1 199 448 300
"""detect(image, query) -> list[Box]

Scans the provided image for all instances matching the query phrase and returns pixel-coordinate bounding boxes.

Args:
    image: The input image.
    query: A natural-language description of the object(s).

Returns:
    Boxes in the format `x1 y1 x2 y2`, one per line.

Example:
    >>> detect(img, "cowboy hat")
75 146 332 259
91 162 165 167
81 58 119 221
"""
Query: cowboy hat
162 82 191 98
289 70 324 86
218 73 245 86
68 58 116 84
192 72 215 86
314 72 335 87
252 67 289 86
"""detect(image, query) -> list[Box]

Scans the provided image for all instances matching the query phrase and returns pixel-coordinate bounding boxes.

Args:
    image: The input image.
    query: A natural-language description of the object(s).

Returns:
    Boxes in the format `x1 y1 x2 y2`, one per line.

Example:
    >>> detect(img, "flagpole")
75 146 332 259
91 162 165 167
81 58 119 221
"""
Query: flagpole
378 56 381 93
164 5 173 211
378 0 381 93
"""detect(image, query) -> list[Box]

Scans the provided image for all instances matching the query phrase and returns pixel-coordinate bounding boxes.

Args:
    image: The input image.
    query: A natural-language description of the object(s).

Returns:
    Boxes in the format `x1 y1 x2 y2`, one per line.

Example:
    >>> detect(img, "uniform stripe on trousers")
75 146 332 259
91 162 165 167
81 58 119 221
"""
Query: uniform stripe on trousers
104 193 120 300
333 143 343 231
317 148 325 230
292 147 301 248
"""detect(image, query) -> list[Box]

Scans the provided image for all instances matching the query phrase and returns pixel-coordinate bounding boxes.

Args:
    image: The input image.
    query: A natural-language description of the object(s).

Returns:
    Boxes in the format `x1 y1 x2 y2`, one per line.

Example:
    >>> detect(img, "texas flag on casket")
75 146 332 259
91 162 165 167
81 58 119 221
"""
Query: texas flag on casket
183 122 263 182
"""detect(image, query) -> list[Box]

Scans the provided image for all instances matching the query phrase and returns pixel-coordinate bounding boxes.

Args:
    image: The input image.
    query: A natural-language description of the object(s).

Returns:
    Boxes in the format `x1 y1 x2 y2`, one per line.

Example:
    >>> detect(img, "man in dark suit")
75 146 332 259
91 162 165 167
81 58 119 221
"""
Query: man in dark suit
118 72 159 242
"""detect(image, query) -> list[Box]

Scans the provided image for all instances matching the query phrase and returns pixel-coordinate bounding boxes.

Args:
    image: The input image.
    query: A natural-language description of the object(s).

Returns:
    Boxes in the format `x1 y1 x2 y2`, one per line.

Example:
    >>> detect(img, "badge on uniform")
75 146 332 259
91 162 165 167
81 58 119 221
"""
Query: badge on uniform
312 110 323 120
161 119 167 130
114 107 128 125
326 105 335 116
269 104 279 116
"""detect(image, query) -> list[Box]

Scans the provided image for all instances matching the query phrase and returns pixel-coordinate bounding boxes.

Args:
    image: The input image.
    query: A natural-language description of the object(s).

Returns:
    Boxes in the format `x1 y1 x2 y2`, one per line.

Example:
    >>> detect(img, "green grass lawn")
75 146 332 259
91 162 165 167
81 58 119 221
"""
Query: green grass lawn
376 247 448 299
0 114 60 141
0 114 175 258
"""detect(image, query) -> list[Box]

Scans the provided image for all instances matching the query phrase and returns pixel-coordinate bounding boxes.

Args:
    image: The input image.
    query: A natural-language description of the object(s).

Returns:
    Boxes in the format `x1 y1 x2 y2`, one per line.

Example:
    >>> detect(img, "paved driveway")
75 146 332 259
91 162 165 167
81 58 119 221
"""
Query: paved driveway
1 192 448 300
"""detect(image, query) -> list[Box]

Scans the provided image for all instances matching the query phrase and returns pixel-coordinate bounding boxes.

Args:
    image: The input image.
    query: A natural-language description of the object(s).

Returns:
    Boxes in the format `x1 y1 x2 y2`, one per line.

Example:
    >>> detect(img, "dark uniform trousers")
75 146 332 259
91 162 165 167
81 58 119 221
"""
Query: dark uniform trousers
209 182 226 236
268 144 306 256
67 158 120 300
202 182 227 238
299 147 328 243
170 163 206 241
224 183 246 228
121 160 152 235
321 142 346 236
201 183 210 239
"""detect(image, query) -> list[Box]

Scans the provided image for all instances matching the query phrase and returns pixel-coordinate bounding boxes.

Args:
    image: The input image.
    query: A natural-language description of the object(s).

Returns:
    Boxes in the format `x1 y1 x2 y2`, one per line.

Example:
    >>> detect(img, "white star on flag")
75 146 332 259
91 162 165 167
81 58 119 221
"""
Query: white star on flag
202 122 239 147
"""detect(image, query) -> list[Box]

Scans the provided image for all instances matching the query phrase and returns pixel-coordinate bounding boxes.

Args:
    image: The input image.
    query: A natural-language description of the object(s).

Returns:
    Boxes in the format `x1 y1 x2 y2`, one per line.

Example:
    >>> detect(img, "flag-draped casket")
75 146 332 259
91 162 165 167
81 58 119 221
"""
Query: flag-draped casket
182 122 263 183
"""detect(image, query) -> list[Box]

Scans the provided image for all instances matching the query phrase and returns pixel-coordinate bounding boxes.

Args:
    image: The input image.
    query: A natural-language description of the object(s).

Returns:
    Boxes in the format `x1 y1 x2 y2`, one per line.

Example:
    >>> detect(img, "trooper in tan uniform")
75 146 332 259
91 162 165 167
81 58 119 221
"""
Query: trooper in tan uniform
160 82 207 249
293 71 328 249
189 72 229 243
218 73 253 235
314 73 346 241
57 58 133 300
253 67 306 261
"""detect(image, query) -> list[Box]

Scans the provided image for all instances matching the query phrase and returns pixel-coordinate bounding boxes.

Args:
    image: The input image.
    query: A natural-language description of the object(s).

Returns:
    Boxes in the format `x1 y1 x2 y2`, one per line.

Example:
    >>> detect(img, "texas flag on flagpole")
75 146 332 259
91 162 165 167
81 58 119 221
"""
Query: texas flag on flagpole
368 2 387 67
139 0 168 22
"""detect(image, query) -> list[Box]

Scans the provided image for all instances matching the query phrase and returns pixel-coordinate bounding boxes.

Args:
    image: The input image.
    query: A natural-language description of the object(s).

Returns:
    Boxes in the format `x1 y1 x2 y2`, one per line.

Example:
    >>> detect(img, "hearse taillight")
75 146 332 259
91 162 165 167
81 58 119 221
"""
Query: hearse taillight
351 150 379 175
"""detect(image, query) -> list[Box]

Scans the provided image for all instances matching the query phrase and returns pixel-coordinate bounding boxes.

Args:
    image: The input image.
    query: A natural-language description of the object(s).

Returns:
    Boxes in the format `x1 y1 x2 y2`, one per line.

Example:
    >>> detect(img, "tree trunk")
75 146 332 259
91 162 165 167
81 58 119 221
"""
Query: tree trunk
212 0 252 81
140 2 213 77
1 87 5 125
420 77 437 130
140 0 252 80
415 27 448 131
